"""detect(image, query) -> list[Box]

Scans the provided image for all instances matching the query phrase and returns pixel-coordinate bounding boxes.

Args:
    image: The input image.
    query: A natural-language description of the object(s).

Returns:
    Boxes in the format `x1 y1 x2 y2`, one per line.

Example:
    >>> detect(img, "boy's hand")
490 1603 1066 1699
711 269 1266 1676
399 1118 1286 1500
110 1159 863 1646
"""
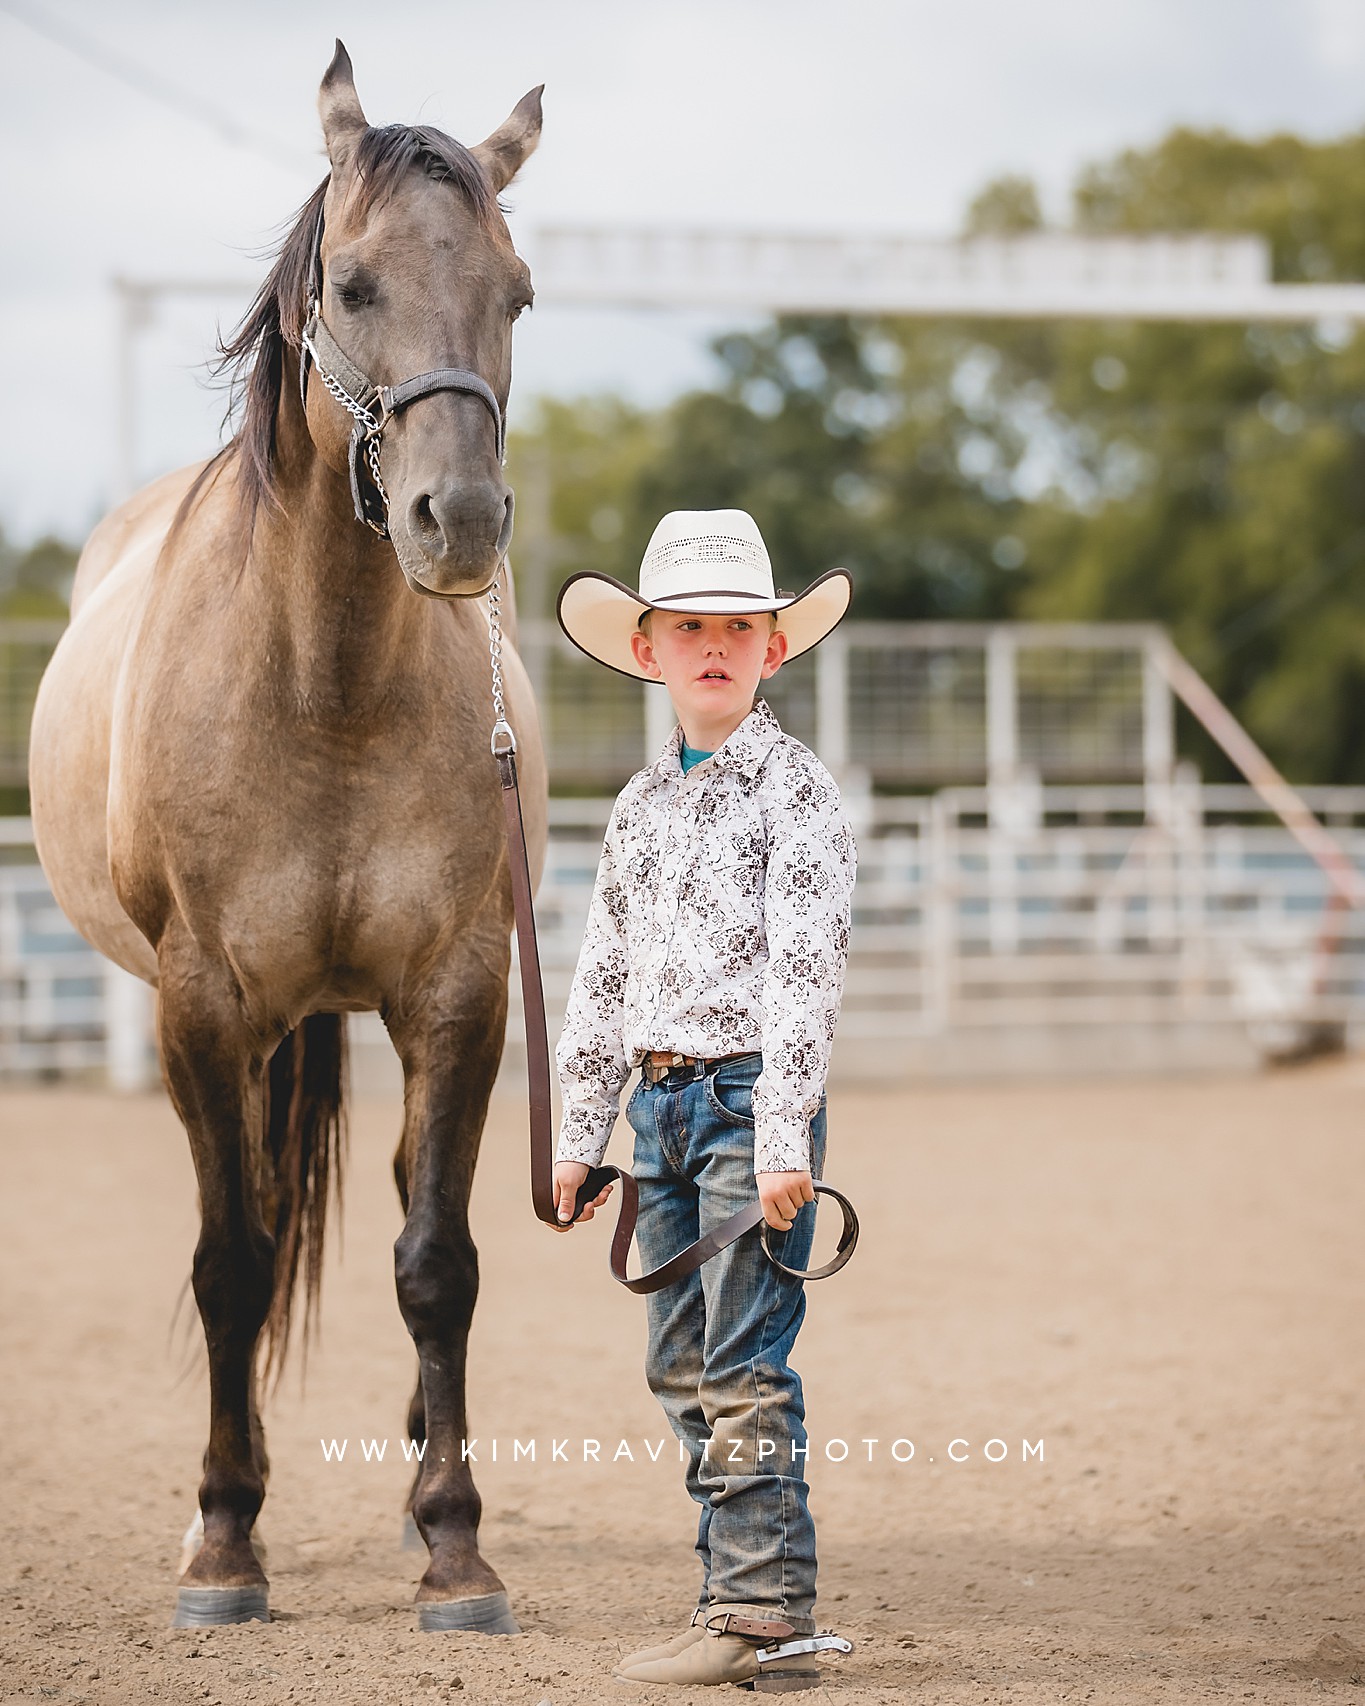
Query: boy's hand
553 1160 614 1228
756 1169 814 1231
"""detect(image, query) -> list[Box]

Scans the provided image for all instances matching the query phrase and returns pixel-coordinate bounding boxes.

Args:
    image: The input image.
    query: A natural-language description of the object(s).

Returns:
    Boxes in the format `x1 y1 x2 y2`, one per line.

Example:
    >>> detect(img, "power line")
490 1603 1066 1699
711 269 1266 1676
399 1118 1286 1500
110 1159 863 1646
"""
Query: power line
0 0 315 174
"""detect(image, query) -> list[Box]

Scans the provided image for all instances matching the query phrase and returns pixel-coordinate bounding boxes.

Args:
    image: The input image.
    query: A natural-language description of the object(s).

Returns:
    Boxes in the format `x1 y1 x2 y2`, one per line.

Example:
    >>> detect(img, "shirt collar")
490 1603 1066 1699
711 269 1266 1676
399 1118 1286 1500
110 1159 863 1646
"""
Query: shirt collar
647 698 784 787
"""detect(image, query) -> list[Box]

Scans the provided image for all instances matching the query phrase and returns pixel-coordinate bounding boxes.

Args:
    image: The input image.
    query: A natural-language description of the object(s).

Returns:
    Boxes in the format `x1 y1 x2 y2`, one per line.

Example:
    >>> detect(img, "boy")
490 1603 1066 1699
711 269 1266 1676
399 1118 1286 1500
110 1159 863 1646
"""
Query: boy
552 509 856 1691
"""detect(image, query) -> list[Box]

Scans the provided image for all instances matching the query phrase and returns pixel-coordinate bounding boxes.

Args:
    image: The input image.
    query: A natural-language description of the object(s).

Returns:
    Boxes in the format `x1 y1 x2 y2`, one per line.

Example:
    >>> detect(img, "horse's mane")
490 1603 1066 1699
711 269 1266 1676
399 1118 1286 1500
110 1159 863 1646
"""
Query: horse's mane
211 124 502 531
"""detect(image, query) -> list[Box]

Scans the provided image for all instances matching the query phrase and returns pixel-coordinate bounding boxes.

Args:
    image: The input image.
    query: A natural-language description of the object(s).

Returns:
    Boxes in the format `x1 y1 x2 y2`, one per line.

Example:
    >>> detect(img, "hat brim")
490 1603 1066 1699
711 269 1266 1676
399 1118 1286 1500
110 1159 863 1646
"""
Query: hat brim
556 569 853 682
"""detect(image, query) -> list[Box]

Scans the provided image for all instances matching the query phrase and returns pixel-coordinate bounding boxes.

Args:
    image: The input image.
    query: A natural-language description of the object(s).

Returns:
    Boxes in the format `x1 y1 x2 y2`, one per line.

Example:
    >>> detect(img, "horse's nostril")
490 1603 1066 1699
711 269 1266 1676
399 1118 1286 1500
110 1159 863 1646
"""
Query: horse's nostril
409 493 450 555
496 490 516 555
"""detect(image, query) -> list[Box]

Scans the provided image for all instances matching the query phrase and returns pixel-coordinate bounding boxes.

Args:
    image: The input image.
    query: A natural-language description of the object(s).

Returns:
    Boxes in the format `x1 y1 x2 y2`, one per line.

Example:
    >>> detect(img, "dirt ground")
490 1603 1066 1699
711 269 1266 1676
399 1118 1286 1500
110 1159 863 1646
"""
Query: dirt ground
2 1060 1364 1706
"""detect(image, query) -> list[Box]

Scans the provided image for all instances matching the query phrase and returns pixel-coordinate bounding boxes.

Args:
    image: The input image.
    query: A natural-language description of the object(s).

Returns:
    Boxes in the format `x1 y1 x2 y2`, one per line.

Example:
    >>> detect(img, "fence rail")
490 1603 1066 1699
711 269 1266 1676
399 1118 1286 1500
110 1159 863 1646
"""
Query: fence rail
2 618 1177 796
7 780 1365 1083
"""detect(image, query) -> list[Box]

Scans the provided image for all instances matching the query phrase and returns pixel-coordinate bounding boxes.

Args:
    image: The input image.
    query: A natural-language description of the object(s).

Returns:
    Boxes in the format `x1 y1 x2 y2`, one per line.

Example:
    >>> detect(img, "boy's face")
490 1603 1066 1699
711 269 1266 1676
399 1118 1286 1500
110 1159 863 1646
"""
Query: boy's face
629 610 788 728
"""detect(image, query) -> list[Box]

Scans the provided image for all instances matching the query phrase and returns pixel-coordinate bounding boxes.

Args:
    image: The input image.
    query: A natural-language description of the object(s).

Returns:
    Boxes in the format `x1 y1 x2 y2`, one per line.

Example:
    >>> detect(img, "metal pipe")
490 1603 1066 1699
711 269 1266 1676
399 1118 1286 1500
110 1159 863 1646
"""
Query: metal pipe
1153 639 1365 907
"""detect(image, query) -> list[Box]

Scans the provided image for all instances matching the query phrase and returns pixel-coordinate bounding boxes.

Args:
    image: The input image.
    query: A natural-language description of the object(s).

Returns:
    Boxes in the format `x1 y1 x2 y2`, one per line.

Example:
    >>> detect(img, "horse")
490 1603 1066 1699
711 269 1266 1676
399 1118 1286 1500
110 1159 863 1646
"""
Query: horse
27 43 548 1635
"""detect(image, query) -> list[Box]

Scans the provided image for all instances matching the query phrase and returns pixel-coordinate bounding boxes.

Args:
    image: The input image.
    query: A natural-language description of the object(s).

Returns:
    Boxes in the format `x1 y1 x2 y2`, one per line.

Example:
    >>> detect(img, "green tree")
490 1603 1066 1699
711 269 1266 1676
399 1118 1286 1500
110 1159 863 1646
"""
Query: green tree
503 124 1365 782
0 532 75 617
1000 130 1365 780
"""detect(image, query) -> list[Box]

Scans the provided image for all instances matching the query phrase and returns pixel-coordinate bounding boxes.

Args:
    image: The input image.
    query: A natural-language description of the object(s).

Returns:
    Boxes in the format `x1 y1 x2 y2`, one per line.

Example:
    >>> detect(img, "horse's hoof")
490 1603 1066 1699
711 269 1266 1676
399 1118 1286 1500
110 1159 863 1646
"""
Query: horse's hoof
417 1590 521 1634
170 1585 270 1627
401 1511 424 1551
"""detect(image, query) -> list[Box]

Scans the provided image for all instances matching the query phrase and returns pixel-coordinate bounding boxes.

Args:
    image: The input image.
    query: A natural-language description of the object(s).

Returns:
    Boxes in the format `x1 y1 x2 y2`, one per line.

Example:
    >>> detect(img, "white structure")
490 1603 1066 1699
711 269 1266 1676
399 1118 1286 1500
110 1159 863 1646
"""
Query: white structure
524 227 1365 322
110 226 1365 509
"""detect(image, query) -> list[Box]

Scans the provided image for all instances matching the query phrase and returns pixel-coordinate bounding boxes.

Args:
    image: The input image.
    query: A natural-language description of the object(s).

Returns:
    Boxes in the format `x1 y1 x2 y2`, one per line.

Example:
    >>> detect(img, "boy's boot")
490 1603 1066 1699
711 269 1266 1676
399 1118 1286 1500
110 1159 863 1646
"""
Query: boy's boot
614 1607 707 1673
614 1605 821 1690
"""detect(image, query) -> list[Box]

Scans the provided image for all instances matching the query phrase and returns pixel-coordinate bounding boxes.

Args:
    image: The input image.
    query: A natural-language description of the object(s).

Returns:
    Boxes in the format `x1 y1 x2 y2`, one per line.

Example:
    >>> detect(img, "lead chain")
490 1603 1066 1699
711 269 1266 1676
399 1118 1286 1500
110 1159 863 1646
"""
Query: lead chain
488 563 516 756
364 432 388 514
302 329 389 528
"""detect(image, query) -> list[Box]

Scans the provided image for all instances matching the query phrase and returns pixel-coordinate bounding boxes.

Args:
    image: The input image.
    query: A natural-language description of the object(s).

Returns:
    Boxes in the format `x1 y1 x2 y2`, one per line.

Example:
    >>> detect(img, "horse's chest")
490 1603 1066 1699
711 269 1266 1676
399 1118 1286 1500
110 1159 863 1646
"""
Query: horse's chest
242 826 480 947
157 784 496 1006
116 648 513 1001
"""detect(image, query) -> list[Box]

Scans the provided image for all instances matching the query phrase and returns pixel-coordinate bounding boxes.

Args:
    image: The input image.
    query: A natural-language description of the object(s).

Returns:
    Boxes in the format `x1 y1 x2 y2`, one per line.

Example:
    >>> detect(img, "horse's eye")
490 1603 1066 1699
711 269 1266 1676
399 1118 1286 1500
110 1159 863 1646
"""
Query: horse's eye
332 283 369 309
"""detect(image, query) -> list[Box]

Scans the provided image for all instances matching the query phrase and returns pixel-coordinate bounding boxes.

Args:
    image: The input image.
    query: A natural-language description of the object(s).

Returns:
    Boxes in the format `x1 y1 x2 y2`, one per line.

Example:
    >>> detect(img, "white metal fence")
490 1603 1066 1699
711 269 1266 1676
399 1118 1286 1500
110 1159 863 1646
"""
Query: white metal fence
515 618 1176 792
14 778 1358 1085
0 616 1180 796
1 819 110 1076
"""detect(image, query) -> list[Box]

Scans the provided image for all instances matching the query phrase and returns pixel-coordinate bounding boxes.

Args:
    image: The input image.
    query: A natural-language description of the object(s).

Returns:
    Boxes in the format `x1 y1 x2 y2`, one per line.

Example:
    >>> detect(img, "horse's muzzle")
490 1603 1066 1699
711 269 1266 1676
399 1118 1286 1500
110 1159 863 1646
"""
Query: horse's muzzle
397 487 514 597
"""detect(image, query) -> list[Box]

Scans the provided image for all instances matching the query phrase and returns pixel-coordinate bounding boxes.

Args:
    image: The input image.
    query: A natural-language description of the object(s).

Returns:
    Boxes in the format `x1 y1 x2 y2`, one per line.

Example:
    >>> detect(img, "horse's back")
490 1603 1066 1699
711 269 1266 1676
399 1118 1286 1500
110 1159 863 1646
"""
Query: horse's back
70 461 208 617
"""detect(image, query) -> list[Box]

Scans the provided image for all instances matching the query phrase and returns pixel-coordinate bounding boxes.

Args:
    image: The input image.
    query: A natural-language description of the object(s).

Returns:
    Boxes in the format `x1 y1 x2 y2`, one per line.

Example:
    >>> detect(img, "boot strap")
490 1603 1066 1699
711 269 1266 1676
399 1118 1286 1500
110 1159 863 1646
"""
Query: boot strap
705 1611 795 1641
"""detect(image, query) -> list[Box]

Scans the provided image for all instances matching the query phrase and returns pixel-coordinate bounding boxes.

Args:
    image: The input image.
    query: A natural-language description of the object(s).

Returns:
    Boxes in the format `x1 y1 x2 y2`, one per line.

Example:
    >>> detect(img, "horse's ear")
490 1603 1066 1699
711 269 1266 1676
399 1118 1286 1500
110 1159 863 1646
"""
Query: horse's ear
318 39 368 175
472 86 544 193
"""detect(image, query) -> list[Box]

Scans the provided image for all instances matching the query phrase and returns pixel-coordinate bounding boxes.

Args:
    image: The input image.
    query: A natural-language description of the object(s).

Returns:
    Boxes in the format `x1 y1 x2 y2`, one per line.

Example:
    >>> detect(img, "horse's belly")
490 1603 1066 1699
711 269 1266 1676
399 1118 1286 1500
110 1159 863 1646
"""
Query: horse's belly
29 552 159 983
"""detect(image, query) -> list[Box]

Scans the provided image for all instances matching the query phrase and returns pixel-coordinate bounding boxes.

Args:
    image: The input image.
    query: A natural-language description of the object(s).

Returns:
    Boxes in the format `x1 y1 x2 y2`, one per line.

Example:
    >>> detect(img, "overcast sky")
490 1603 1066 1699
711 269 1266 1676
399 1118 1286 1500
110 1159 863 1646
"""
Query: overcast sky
3 0 1365 542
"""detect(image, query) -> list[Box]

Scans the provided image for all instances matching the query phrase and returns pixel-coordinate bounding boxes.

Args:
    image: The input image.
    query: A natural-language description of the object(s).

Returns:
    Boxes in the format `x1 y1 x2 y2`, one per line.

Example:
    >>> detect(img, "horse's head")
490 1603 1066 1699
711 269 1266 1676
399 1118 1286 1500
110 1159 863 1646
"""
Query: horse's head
308 44 540 598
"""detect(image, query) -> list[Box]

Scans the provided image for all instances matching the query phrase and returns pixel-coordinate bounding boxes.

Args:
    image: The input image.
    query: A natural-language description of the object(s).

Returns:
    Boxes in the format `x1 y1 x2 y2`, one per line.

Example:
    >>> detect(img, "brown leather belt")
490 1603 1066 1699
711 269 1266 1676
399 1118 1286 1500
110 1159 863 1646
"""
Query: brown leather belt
641 1049 752 1085
493 733 859 1294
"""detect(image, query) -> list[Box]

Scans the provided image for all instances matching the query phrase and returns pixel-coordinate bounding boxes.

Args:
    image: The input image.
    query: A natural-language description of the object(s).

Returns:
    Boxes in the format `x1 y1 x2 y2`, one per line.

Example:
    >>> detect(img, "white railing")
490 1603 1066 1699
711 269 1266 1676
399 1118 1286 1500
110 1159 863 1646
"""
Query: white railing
524 227 1365 322
0 820 111 1077
6 784 1365 1084
518 784 1365 1059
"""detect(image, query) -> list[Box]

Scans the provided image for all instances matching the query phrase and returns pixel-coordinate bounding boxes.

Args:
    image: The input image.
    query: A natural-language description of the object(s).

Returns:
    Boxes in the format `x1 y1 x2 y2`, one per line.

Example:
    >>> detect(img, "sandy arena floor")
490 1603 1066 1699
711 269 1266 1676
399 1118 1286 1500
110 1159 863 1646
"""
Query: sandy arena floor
2 1061 1364 1705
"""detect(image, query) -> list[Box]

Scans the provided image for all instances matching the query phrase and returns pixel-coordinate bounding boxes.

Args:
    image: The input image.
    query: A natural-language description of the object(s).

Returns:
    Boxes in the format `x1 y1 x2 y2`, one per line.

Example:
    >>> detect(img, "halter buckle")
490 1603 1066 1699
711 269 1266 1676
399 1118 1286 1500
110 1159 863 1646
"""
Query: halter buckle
490 718 517 757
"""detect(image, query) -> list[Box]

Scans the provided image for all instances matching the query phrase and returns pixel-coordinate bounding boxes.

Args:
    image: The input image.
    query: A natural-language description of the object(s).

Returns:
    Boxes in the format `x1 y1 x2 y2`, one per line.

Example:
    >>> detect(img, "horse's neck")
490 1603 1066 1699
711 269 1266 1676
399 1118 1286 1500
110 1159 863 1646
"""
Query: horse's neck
250 421 435 714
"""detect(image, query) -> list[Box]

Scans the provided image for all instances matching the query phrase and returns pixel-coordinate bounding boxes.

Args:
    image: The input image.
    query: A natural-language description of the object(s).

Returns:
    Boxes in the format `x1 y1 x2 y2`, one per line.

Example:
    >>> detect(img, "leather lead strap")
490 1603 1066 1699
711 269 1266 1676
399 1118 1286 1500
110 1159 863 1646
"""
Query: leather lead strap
495 744 859 1294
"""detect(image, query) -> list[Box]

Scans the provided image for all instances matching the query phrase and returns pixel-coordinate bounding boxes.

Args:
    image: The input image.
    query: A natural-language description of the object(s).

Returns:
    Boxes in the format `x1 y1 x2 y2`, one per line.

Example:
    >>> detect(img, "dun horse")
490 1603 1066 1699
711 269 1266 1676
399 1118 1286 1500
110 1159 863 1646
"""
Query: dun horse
28 45 547 1633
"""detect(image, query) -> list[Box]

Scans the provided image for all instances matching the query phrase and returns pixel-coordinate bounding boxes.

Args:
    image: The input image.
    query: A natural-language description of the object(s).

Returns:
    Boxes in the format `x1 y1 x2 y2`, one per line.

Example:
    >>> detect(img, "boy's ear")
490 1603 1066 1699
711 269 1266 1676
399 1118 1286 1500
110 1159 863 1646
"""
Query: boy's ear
761 627 789 679
630 627 662 680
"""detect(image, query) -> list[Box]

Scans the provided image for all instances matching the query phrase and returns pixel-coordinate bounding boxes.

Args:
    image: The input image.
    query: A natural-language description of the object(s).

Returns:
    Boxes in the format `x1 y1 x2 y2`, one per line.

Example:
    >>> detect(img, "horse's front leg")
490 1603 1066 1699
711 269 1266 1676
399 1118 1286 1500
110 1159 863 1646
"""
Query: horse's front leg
158 942 275 1627
387 954 519 1634
392 1138 428 1552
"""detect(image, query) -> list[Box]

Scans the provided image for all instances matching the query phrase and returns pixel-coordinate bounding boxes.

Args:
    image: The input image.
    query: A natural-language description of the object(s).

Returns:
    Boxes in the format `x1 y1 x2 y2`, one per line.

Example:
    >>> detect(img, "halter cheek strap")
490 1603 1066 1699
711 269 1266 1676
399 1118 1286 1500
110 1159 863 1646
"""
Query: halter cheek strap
300 308 508 540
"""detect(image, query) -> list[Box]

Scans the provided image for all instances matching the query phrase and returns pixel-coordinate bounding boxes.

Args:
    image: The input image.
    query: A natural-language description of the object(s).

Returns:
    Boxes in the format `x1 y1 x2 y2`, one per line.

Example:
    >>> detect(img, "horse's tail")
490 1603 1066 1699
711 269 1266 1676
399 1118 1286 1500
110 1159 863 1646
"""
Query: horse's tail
260 1013 348 1389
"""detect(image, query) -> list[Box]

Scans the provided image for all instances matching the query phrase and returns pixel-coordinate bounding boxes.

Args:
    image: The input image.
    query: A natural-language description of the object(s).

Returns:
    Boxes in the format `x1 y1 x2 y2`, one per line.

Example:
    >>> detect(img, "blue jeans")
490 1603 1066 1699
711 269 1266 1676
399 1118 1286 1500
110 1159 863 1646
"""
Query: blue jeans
625 1051 827 1635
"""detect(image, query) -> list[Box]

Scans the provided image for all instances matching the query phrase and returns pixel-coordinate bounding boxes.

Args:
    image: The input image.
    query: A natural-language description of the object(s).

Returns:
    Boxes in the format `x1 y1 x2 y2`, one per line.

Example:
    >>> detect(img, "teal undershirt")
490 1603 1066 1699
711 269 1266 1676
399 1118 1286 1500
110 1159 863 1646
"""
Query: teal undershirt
680 740 714 774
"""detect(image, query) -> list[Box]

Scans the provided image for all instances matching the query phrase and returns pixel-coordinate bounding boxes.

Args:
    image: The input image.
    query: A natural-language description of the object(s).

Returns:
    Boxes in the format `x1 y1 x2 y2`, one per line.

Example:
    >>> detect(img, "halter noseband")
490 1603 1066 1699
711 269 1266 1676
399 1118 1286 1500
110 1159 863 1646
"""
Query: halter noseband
297 208 508 541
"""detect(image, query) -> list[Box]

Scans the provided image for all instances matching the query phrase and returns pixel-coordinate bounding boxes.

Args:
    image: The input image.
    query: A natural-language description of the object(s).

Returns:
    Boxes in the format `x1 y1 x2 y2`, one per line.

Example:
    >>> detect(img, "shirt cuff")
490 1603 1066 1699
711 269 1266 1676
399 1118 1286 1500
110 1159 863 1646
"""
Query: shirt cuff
753 1114 813 1175
555 1103 615 1170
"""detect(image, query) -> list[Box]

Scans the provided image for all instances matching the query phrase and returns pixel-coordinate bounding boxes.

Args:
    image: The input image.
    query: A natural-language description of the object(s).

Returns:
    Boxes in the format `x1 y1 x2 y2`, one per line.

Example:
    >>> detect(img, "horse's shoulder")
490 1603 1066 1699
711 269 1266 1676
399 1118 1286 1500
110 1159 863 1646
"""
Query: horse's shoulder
71 459 215 618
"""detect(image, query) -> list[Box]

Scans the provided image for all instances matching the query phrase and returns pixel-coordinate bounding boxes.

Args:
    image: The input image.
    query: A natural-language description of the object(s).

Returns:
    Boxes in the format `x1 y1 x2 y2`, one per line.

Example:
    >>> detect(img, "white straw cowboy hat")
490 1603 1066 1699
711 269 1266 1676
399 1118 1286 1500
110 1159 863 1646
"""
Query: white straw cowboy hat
556 508 852 682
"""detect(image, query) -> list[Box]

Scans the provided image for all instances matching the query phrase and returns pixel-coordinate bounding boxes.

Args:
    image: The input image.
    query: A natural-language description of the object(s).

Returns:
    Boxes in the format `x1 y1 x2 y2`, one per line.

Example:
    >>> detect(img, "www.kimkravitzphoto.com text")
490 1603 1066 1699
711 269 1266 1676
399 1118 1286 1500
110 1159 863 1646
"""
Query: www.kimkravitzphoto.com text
316 1435 1047 1466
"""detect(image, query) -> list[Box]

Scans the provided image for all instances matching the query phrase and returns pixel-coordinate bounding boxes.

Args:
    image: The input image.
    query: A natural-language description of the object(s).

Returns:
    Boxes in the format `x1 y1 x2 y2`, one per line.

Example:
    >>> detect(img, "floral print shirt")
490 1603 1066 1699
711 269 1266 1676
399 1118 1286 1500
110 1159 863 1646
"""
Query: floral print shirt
555 698 857 1175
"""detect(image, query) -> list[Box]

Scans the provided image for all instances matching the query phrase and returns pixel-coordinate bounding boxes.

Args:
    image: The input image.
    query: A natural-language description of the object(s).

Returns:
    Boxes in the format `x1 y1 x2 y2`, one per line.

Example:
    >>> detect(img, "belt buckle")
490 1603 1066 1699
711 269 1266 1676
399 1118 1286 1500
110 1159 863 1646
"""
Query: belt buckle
644 1052 688 1086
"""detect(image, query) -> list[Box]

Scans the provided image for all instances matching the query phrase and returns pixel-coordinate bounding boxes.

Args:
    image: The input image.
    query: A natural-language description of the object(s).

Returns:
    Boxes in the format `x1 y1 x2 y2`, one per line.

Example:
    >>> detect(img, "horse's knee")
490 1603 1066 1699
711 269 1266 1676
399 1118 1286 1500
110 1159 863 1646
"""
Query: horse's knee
192 1224 275 1340
394 1228 478 1343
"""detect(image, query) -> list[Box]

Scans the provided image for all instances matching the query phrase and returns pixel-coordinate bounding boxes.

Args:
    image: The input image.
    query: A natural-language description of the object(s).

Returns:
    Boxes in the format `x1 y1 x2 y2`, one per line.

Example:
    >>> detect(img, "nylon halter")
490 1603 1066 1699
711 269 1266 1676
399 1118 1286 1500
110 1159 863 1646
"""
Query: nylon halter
297 207 508 541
